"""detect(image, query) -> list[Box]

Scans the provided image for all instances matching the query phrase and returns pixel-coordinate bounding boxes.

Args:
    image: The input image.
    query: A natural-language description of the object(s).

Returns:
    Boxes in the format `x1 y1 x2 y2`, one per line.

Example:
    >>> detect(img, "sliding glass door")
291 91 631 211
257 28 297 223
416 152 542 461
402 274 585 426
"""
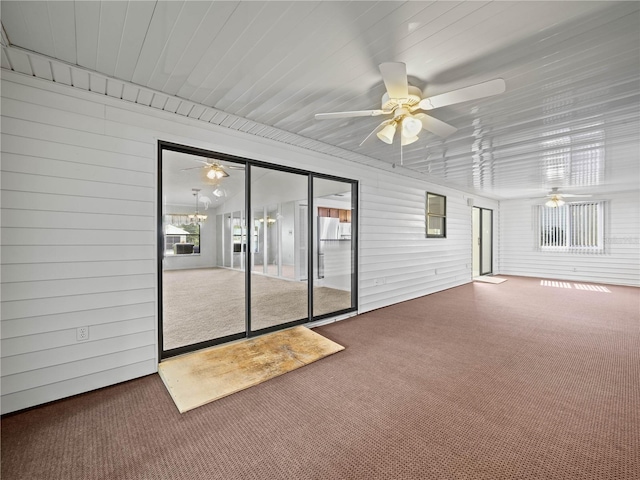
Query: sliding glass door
158 142 358 359
250 166 309 333
472 207 493 277
160 148 246 356
313 177 355 317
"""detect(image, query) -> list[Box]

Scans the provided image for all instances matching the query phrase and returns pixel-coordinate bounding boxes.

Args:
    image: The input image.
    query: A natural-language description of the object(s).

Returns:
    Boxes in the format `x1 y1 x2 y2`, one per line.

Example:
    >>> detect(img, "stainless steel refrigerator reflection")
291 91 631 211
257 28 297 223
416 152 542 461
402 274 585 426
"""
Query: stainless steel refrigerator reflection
317 217 339 279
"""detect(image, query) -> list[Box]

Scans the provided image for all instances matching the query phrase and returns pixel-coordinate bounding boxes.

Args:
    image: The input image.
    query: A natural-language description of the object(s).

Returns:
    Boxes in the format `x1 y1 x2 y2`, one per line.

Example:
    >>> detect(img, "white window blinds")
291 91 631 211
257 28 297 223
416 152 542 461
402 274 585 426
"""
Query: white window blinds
537 201 605 253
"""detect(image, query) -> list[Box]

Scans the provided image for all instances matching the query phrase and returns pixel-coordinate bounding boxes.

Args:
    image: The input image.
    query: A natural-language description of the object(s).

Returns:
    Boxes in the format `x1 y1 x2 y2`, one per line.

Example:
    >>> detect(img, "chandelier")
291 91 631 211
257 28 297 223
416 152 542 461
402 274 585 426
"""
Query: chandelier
188 188 207 223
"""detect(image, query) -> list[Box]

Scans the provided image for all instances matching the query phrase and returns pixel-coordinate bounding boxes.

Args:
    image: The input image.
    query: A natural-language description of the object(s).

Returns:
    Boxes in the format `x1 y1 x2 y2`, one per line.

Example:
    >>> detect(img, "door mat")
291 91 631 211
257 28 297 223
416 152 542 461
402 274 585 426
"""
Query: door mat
158 326 344 413
474 276 508 284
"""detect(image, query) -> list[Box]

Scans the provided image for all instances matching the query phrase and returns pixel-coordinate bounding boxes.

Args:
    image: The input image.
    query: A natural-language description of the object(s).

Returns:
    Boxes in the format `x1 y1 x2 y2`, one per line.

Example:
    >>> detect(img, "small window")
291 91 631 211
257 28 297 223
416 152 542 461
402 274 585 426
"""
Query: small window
426 192 446 238
164 214 201 255
538 201 604 252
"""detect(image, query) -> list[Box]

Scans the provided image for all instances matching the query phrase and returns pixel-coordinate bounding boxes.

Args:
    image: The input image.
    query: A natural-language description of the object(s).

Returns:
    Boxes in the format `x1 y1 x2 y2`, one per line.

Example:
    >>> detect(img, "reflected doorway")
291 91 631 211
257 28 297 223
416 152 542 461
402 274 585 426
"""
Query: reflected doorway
472 207 493 277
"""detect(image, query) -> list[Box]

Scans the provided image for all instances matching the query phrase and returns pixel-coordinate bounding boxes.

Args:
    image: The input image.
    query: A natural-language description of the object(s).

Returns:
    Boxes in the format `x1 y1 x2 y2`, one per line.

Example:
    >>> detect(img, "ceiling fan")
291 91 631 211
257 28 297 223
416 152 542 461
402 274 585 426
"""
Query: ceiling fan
314 62 506 146
180 159 244 181
541 187 592 207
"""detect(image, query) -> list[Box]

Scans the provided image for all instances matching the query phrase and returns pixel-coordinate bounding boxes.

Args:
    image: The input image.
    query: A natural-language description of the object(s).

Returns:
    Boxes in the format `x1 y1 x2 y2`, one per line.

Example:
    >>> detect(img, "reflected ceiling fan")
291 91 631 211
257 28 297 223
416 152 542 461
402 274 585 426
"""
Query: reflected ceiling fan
314 62 506 146
180 159 244 181
540 187 592 207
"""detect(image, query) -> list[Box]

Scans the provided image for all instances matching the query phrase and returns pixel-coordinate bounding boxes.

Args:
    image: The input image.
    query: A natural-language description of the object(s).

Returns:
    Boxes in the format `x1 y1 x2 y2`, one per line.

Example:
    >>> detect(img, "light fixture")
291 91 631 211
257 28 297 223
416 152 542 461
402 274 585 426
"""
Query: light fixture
206 164 227 180
188 188 208 223
377 122 397 144
376 114 423 146
401 115 422 137
545 197 565 208
401 135 419 146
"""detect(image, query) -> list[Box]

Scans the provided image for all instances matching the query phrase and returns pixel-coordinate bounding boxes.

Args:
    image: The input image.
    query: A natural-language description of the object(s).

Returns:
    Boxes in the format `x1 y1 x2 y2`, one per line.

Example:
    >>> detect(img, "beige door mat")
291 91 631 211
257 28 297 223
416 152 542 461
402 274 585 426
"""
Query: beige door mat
474 276 508 284
158 326 344 413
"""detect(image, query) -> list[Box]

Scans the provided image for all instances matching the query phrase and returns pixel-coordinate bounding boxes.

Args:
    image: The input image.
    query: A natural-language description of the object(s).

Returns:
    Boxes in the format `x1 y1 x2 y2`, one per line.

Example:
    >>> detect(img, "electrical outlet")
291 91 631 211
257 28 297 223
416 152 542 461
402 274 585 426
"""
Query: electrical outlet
76 326 89 342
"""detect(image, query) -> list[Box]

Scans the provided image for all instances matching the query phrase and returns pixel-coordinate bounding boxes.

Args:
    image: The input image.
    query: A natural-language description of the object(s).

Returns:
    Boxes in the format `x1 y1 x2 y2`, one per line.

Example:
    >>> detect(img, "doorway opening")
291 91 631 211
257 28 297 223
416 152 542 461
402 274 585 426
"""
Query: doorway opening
472 207 493 277
158 141 358 359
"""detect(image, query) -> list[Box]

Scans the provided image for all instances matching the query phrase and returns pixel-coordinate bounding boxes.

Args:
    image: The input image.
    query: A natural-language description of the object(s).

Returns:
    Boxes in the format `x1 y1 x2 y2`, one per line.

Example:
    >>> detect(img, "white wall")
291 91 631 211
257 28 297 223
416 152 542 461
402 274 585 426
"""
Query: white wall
359 179 499 311
0 70 497 414
499 192 640 286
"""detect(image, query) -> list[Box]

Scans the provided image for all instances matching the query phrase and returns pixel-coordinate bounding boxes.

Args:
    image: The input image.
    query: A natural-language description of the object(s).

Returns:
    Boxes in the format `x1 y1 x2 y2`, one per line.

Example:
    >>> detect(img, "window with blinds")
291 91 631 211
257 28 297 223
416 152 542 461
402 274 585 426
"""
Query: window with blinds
538 202 604 252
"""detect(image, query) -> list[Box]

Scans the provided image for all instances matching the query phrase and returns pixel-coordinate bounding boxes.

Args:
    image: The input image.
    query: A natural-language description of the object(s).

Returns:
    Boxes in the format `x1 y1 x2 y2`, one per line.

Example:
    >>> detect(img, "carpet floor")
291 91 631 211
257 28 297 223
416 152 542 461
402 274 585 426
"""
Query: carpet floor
162 268 351 350
2 275 638 479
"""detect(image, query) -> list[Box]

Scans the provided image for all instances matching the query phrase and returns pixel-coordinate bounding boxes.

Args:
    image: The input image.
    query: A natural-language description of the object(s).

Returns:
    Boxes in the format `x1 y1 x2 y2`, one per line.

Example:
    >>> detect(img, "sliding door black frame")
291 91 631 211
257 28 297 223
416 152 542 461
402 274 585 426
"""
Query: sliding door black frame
157 141 358 360
473 206 494 276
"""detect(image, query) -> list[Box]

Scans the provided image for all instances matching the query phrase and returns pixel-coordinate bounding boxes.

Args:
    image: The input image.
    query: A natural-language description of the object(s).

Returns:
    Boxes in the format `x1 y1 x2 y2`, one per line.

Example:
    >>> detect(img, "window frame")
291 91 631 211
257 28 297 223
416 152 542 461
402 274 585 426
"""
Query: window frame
426 192 447 238
538 201 604 252
164 214 201 256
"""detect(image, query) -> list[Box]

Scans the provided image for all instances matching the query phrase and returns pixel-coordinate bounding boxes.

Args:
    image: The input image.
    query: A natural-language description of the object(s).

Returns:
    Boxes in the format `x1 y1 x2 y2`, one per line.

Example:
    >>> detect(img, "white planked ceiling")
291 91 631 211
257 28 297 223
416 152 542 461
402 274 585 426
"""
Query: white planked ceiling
1 1 638 199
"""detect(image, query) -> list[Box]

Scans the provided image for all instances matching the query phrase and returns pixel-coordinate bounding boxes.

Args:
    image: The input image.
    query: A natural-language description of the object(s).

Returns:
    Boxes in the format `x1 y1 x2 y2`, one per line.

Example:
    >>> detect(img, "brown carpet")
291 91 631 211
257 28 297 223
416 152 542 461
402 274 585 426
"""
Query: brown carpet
2 276 639 479
162 268 351 350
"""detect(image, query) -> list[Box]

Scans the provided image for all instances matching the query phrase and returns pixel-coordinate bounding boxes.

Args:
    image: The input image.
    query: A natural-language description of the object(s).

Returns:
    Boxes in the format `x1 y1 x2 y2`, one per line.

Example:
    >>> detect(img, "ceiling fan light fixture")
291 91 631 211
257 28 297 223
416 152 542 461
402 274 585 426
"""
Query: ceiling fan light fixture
401 134 419 146
401 115 422 137
545 197 565 208
377 123 397 144
206 165 226 180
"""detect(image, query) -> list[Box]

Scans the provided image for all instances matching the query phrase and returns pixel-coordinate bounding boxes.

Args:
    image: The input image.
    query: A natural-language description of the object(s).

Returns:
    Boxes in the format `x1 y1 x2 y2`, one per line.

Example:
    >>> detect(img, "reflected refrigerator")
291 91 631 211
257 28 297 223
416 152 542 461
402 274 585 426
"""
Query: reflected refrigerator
317 217 339 279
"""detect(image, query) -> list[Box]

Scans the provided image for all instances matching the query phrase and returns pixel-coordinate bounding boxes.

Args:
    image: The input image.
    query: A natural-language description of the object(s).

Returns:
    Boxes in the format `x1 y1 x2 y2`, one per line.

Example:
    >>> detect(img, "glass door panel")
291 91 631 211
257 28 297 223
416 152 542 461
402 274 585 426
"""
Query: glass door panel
250 167 309 333
472 207 481 277
481 209 493 275
252 206 266 274
161 150 246 354
472 206 493 277
313 178 355 317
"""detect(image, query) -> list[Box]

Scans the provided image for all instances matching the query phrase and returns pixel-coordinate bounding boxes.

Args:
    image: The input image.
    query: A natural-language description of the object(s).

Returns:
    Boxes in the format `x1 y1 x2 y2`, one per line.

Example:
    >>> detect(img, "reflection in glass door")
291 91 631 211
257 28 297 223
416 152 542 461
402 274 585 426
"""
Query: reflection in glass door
160 148 246 356
472 207 493 277
250 166 309 333
313 178 355 317
159 142 358 359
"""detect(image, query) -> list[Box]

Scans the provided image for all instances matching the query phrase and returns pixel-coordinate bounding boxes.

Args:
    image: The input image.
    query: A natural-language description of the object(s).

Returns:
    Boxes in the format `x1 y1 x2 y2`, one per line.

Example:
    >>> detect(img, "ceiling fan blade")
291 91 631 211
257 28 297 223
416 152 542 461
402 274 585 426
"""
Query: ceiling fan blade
179 166 205 172
415 113 457 138
315 109 389 120
379 62 409 99
558 194 592 198
419 78 506 110
359 120 391 147
226 165 245 170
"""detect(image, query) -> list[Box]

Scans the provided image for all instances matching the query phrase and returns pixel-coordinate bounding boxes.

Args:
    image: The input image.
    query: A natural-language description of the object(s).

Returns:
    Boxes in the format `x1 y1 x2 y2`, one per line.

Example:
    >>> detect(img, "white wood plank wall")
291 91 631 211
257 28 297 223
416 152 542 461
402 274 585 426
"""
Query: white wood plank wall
0 78 157 414
1 70 497 413
358 177 499 312
499 193 640 286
